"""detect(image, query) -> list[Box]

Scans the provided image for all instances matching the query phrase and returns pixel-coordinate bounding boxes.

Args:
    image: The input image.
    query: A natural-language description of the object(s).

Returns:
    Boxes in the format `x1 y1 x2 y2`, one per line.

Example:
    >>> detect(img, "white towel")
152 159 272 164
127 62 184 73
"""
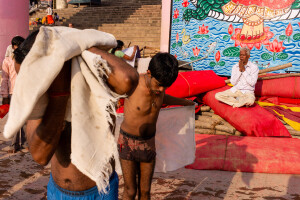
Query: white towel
122 46 137 67
3 26 122 193
114 106 196 174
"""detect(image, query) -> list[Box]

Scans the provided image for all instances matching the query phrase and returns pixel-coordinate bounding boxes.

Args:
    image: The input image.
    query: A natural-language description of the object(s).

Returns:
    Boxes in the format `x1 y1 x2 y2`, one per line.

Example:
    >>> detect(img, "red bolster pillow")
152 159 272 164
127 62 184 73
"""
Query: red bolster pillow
255 76 300 98
166 70 226 98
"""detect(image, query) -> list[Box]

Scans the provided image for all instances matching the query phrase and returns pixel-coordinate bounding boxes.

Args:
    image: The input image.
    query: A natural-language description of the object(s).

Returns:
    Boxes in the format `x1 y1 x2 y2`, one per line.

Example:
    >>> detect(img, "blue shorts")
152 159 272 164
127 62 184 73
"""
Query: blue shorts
47 171 118 200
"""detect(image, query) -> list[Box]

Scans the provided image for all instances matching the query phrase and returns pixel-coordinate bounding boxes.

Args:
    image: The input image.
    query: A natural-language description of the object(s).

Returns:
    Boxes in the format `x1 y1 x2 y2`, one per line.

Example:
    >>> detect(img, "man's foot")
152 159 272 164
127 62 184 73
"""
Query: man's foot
20 148 29 153
5 145 20 154
20 144 29 153
7 149 18 154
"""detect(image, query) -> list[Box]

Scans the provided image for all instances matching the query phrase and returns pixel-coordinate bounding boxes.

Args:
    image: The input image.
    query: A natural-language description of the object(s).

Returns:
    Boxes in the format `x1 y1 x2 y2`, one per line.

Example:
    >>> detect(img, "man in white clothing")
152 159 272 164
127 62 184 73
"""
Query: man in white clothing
46 5 54 25
215 47 259 108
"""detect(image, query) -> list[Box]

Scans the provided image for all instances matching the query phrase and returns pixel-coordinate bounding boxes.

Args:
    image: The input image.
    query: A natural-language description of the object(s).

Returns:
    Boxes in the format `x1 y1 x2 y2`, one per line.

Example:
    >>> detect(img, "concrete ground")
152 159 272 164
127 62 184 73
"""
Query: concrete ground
0 116 300 200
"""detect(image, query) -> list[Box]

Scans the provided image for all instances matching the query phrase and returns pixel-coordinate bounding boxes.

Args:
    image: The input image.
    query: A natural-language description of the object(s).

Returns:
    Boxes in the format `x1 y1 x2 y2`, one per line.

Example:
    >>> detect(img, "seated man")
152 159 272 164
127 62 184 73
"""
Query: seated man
119 53 195 200
215 47 259 108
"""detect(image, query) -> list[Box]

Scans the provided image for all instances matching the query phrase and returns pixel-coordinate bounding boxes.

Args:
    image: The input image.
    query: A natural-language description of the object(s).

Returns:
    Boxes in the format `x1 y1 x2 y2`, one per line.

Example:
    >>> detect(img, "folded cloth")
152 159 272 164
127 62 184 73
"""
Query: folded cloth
3 26 122 193
259 96 300 106
257 101 300 131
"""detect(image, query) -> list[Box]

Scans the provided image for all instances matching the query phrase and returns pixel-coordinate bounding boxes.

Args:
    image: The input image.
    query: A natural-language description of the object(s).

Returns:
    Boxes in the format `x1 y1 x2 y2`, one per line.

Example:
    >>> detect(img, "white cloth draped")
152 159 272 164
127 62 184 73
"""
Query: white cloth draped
4 26 121 193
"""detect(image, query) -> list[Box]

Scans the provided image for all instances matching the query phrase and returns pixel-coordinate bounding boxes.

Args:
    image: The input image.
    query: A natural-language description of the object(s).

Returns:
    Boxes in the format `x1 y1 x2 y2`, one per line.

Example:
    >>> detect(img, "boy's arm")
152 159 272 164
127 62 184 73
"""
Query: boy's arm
163 94 195 106
88 47 139 95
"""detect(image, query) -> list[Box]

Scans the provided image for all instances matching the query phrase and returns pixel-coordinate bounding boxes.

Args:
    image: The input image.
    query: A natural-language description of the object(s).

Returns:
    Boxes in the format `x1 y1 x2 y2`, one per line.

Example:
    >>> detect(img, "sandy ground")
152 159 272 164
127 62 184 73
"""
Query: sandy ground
0 115 300 200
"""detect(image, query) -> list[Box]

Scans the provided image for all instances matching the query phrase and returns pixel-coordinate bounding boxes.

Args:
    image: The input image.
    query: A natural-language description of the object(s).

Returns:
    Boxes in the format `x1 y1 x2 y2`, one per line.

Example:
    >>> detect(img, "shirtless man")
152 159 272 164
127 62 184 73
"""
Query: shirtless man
119 53 195 200
13 31 139 199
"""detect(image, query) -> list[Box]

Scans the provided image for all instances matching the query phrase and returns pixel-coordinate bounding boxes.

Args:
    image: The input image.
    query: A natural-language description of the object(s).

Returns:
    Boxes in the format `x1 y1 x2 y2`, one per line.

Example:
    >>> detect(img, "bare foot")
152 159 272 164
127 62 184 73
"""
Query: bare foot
241 15 264 40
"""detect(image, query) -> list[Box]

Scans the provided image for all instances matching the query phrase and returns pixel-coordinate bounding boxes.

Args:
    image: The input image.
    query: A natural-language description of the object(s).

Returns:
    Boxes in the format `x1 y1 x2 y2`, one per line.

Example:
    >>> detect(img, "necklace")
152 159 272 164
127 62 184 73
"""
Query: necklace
144 74 157 107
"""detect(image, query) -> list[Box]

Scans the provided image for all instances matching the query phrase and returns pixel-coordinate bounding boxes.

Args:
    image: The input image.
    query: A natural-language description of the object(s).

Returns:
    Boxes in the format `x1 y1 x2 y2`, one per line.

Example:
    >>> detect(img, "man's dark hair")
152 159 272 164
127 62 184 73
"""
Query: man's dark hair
111 40 124 55
11 36 25 47
148 53 178 87
13 30 39 64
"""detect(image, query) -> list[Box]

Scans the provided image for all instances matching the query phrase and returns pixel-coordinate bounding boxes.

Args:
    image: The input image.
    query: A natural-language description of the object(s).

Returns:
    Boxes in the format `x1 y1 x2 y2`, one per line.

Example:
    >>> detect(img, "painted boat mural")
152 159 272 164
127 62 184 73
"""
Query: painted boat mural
170 0 300 76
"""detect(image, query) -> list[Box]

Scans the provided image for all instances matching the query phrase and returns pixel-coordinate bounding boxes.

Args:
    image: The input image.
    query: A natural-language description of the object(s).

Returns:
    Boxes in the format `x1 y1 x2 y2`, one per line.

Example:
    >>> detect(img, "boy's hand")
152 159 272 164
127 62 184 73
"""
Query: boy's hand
186 100 196 106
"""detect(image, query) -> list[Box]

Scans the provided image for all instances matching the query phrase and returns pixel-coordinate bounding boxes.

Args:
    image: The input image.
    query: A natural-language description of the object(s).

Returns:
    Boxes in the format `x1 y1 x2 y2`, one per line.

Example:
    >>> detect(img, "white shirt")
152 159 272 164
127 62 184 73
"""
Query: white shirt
230 61 259 94
5 45 13 58
46 7 52 15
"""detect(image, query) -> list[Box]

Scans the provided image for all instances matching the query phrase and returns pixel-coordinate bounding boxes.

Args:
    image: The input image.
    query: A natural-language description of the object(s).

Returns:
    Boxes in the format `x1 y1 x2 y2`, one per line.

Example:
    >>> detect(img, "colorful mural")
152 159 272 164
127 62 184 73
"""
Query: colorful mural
170 0 300 76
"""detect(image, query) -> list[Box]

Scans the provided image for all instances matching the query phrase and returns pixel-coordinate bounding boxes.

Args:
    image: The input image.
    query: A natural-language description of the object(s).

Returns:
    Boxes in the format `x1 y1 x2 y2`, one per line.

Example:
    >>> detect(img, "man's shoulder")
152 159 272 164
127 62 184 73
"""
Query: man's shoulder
232 62 239 69
247 61 258 68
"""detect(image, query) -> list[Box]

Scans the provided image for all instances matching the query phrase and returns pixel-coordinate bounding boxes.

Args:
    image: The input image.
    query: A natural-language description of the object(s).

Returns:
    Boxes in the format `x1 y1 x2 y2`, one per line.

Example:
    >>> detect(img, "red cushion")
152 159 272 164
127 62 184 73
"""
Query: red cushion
0 104 9 119
166 70 226 98
255 76 300 98
203 86 291 137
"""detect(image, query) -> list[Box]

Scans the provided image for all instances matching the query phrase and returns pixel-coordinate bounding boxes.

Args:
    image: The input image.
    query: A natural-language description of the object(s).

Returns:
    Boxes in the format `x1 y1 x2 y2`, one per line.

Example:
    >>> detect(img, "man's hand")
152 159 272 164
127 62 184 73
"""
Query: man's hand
2 97 10 105
239 60 245 72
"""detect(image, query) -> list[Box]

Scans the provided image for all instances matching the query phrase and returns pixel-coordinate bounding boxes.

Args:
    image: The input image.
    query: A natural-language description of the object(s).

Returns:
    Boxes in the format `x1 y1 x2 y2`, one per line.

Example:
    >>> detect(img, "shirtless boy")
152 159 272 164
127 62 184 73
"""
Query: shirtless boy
119 53 195 200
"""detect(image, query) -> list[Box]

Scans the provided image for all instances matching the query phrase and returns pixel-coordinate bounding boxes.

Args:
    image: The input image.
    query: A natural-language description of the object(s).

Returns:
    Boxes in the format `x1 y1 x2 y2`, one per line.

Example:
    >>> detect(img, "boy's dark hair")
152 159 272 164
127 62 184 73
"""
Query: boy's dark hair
13 30 39 64
11 36 25 47
111 40 124 55
148 53 178 87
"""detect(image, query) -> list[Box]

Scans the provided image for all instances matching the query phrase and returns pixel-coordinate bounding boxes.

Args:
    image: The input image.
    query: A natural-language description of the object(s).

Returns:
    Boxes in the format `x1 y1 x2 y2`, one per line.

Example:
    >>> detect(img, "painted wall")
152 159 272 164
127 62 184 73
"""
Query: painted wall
0 0 29 66
169 0 300 76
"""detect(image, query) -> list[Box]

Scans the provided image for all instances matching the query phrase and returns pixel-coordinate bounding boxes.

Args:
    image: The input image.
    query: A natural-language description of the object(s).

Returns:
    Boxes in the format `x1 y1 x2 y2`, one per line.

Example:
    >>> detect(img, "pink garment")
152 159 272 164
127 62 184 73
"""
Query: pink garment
1 57 17 98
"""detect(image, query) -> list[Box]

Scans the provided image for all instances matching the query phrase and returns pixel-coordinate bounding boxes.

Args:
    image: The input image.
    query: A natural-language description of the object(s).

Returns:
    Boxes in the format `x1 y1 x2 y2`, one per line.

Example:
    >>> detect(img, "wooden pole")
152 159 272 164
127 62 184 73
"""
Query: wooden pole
258 63 292 74
258 73 300 81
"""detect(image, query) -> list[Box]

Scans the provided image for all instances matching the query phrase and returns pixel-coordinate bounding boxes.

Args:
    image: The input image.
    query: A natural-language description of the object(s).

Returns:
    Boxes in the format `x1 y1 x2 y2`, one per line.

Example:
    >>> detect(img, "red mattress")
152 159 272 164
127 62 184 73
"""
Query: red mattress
255 76 300 98
186 134 300 174
203 86 291 137
166 70 226 98
0 104 9 119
